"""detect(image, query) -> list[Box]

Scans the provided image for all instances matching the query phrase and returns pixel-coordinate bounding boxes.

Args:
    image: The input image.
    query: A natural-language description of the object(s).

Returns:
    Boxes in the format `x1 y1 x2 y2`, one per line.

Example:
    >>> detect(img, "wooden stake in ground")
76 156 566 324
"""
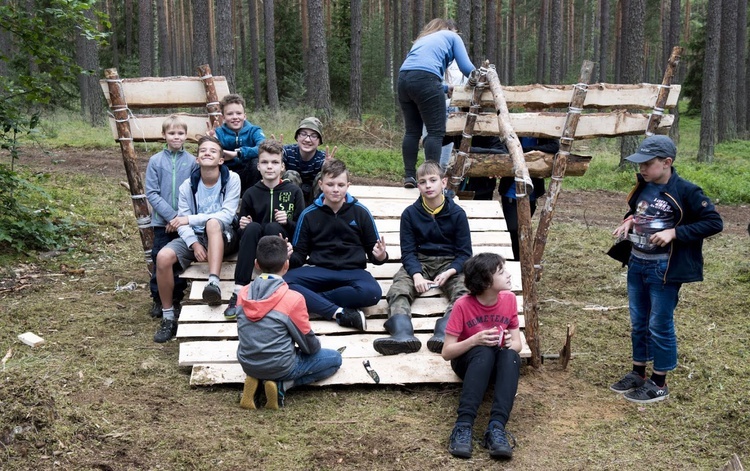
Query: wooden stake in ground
559 324 576 370
198 64 224 131
645 46 683 135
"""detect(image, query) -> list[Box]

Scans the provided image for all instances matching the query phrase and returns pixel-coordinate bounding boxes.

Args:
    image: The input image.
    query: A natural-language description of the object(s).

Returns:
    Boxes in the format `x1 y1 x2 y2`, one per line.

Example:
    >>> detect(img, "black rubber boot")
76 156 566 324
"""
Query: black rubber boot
427 315 450 353
373 314 422 355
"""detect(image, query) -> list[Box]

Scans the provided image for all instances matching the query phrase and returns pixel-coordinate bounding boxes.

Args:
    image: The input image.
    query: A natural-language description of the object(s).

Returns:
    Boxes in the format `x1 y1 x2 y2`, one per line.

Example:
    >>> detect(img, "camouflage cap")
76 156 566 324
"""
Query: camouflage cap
295 117 323 144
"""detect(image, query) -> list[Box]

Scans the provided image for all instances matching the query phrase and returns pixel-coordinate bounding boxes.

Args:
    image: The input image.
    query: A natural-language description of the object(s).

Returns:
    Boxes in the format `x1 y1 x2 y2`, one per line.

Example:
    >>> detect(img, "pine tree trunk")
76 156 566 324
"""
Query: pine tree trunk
138 0 154 76
247 0 262 109
471 0 483 64
536 0 548 83
156 0 171 75
618 0 645 167
507 0 515 84
392 0 400 97
191 0 211 71
215 0 235 92
125 0 133 57
413 0 424 37
349 0 362 122
456 0 470 47
485 0 497 67
108 0 119 68
402 0 412 60
264 0 279 111
718 0 738 142
735 0 747 136
698 0 721 162
549 0 562 83
384 0 391 85
307 0 332 117
668 0 681 143
76 5 105 126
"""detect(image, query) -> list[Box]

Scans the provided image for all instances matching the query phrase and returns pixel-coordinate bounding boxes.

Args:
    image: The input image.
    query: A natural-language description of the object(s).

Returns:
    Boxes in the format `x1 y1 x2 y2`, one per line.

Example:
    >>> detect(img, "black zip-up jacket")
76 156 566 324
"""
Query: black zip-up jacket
290 193 387 270
238 180 305 235
625 167 723 284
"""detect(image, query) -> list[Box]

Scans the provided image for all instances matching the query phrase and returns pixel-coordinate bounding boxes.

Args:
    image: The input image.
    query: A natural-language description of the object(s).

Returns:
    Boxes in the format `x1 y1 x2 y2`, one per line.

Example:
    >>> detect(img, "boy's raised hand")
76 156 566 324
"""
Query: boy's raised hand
279 233 293 259
205 120 217 137
372 236 387 261
270 133 284 145
325 145 338 160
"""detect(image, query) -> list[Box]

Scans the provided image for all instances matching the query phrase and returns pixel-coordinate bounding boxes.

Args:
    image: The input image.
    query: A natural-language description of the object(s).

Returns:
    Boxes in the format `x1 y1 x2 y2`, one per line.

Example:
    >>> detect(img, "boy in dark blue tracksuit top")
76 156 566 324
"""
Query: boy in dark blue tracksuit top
610 135 723 404
284 159 388 331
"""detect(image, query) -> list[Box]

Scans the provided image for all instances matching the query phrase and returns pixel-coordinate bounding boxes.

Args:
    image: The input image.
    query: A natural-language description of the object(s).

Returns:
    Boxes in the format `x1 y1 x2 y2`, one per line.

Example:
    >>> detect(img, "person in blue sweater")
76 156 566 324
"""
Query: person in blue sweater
398 18 475 188
610 135 723 404
211 94 266 196
374 161 471 355
284 159 388 331
145 115 195 318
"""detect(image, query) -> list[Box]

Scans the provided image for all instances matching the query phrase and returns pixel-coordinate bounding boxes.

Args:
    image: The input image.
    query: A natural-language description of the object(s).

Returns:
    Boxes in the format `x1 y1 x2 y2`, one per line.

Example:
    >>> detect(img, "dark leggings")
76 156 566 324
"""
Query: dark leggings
233 222 287 286
451 346 520 426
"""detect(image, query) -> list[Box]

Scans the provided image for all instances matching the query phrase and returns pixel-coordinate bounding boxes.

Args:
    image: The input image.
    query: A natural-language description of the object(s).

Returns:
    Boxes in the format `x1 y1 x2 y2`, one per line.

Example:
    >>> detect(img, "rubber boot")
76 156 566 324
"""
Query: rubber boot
372 314 422 355
427 315 450 353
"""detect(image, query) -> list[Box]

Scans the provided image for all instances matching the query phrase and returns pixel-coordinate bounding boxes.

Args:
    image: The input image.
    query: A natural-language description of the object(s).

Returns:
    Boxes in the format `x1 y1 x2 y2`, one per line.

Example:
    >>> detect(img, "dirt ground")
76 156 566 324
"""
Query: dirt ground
3 146 749 470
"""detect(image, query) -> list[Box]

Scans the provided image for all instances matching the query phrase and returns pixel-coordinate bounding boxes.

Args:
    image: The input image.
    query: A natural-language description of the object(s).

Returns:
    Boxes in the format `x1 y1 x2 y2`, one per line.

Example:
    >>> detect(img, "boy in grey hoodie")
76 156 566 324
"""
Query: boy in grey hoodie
237 236 342 409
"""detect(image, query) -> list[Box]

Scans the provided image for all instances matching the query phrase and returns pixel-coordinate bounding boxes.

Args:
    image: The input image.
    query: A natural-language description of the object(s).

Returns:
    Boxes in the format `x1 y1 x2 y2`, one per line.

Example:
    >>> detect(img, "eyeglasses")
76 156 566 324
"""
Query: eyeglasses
298 132 319 141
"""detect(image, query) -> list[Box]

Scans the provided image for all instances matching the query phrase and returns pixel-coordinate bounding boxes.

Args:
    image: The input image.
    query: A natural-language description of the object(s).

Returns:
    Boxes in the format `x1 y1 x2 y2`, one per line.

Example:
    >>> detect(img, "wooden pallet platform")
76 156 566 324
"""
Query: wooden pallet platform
177 185 529 386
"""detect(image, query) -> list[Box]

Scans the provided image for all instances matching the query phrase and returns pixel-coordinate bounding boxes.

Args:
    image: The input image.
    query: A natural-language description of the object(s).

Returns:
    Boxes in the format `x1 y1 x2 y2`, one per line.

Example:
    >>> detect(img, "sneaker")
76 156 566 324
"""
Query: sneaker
239 376 260 410
483 422 513 459
448 423 473 458
202 282 222 306
153 318 177 343
337 307 367 331
403 176 417 189
610 371 646 394
149 299 162 318
624 379 669 404
224 293 239 321
264 380 285 409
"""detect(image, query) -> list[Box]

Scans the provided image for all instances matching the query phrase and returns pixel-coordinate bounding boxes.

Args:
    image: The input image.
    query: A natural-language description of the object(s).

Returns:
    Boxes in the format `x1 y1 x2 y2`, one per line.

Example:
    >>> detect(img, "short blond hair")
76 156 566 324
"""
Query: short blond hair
162 114 188 133
416 161 444 179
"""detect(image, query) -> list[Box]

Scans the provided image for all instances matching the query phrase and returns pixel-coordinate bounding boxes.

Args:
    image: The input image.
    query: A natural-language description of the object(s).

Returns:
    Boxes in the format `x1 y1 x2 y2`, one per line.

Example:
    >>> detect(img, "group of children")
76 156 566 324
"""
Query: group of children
144 93 722 461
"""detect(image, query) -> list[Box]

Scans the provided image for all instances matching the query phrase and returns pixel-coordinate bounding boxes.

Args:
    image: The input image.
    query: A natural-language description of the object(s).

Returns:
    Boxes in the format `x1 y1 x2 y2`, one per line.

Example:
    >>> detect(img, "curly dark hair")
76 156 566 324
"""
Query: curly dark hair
463 253 505 296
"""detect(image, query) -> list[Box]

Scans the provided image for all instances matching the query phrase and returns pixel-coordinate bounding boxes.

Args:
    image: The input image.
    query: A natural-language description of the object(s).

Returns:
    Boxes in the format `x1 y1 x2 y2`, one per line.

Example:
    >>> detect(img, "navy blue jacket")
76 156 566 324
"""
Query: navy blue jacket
400 196 472 277
290 193 387 270
625 168 723 284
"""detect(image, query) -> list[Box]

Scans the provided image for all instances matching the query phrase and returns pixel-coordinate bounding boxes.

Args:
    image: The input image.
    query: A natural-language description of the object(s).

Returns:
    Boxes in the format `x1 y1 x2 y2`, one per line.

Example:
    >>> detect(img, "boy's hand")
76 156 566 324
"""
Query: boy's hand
205 121 217 137
166 216 189 232
279 233 293 259
372 236 387 262
191 242 207 262
433 268 456 287
650 228 676 247
613 218 634 238
413 273 433 293
270 133 283 145
501 329 512 349
274 209 288 225
223 149 238 161
238 215 252 230
325 145 338 160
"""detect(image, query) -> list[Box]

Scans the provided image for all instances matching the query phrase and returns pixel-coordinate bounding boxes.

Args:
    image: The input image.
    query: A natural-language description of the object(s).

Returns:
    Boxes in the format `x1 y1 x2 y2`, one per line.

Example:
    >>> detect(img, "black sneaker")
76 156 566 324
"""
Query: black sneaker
149 299 162 318
403 176 417 189
337 308 367 331
483 422 514 459
153 318 177 343
610 371 646 394
624 379 669 404
224 293 238 321
264 380 285 409
202 282 222 306
448 423 473 458
239 376 260 410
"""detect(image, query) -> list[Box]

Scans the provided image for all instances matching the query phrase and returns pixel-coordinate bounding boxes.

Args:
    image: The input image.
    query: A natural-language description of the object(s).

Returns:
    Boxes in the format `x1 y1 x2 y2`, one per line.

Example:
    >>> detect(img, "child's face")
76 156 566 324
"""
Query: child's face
318 172 349 206
417 172 446 199
163 126 187 151
296 128 320 153
638 157 672 185
257 151 284 182
196 141 224 167
222 103 246 131
491 265 512 292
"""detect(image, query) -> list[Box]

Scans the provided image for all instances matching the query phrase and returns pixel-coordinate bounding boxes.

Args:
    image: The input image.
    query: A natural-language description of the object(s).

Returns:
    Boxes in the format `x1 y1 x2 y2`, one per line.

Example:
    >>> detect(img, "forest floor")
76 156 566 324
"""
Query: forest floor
1 146 748 470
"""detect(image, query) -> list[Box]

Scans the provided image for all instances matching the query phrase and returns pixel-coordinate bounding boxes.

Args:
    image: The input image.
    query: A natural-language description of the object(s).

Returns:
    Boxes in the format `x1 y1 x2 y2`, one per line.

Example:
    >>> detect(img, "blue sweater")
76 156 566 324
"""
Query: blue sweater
145 147 195 227
213 120 266 171
400 30 475 80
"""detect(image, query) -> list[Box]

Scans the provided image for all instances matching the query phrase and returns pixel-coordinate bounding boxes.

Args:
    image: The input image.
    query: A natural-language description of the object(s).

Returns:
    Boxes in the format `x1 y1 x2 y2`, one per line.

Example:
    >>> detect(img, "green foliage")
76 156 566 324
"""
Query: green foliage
681 4 707 115
274 0 305 107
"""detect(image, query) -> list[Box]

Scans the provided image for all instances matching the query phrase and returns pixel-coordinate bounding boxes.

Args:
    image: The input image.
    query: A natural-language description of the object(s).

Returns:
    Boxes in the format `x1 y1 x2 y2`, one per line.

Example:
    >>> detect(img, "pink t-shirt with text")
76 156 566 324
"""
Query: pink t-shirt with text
445 291 519 342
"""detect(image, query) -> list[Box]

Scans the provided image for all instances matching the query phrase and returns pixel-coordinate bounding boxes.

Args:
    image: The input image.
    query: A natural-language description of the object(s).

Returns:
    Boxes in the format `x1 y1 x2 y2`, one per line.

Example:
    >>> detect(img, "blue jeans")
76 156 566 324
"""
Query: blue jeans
398 70 446 178
627 256 682 372
284 266 382 318
277 348 342 387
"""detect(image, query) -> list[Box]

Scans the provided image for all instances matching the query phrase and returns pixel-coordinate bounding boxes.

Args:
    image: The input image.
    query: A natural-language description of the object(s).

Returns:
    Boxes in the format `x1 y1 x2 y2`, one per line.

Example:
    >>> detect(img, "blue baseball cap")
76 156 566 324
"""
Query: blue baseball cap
626 135 677 163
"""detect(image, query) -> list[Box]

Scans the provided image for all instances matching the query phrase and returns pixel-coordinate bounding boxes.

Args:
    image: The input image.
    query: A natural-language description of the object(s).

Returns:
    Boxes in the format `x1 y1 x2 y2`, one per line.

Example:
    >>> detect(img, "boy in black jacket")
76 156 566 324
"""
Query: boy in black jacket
374 161 471 355
224 140 305 320
284 159 388 331
610 135 722 404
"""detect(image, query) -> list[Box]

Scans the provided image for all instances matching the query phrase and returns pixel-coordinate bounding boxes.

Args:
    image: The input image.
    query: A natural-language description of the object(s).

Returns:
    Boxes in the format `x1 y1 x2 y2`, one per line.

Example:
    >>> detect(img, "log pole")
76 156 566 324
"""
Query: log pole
104 68 154 275
198 64 224 131
646 46 683 135
533 61 594 276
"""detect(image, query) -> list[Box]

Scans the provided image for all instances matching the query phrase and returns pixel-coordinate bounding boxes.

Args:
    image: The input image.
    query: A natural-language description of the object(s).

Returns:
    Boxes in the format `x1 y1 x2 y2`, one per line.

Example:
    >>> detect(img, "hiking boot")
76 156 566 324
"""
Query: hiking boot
264 380 285 409
624 379 669 404
427 315 450 354
337 308 367 331
153 317 178 343
224 292 239 321
202 282 222 306
610 371 646 394
373 314 422 355
483 422 513 459
239 376 260 410
403 176 417 189
448 423 473 458
149 299 163 318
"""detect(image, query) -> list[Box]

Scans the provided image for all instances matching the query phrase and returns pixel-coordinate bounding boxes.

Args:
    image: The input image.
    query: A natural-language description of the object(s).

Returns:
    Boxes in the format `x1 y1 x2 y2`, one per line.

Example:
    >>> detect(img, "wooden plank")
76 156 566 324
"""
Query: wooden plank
450 83 681 109
178 294 525 322
107 114 214 143
446 111 675 139
99 76 231 108
176 315 526 338
361 198 503 218
179 333 531 367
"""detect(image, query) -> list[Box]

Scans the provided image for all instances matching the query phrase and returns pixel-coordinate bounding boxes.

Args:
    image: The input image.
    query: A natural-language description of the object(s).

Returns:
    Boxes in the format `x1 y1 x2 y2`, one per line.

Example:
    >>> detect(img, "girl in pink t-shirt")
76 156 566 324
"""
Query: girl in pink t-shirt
441 253 522 460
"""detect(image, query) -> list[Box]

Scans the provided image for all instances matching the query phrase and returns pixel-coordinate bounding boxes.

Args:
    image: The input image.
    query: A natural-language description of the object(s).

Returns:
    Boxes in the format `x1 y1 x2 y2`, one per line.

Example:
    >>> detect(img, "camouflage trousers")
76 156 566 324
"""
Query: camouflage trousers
386 255 468 318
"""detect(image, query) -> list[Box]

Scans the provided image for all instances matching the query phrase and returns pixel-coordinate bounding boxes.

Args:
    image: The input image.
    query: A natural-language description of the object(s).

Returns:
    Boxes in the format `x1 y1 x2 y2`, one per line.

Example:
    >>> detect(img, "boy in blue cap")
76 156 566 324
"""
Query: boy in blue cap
610 135 723 403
